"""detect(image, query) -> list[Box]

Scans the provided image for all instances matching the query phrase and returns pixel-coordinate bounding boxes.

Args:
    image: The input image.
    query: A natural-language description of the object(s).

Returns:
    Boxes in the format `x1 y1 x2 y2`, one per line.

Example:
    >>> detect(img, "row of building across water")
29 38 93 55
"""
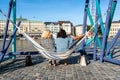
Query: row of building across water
0 17 120 39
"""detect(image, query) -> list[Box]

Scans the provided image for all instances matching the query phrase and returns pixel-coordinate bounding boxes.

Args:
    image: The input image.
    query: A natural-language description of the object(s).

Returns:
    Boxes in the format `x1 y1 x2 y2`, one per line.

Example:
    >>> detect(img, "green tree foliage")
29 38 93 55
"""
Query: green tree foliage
87 25 102 36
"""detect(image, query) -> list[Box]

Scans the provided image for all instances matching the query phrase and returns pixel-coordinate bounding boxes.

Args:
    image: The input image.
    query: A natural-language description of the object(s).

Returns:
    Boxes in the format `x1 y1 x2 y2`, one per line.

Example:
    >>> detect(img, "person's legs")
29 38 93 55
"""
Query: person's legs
52 60 57 66
48 59 52 65
63 59 67 65
59 59 67 65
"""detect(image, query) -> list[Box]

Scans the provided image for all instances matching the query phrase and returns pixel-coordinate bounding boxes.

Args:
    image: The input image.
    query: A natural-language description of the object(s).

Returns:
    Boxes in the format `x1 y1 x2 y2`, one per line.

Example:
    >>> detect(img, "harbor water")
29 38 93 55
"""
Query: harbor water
0 38 120 52
0 39 40 52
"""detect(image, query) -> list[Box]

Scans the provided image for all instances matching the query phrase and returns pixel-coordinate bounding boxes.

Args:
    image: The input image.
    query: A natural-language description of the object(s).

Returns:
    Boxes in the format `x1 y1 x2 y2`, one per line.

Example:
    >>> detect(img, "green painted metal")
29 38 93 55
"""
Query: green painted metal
2 56 13 62
96 0 105 35
85 35 102 48
12 0 16 59
86 7 94 26
96 37 102 48
85 7 102 48
85 37 94 46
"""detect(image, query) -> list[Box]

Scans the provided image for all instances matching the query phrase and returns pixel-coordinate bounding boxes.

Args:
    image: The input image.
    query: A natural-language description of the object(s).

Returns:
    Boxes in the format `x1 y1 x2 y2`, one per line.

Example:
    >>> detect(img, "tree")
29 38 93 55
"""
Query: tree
87 25 102 36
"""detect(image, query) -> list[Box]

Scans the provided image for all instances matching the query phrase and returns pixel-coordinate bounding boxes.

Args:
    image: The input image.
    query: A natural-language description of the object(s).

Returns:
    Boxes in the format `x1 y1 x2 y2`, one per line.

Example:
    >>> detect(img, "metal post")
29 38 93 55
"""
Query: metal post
86 7 102 48
0 21 21 63
107 0 117 35
86 7 94 26
93 0 99 61
100 0 117 63
12 0 16 52
1 0 13 51
96 0 105 34
106 30 120 55
103 0 113 59
105 0 117 58
81 0 89 49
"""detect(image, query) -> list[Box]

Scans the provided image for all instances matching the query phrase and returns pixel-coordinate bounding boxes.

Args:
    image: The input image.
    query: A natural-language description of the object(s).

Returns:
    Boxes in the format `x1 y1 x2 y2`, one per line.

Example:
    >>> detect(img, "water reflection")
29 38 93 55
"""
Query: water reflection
0 38 120 52
0 39 40 52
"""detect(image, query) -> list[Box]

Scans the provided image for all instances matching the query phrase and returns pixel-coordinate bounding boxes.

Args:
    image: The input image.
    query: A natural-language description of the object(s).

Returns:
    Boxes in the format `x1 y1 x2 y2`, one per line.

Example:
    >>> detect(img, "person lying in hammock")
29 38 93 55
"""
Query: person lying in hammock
40 29 56 66
54 28 85 66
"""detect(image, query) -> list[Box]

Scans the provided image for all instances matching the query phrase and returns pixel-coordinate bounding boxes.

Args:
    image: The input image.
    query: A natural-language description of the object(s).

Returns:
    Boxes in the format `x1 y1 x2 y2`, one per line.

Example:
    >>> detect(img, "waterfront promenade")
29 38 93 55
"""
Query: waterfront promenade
0 49 120 80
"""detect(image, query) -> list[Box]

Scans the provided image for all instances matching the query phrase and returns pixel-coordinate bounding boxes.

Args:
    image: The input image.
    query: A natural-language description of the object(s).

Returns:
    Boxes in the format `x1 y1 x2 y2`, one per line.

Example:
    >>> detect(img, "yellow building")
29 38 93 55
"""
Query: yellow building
0 19 45 38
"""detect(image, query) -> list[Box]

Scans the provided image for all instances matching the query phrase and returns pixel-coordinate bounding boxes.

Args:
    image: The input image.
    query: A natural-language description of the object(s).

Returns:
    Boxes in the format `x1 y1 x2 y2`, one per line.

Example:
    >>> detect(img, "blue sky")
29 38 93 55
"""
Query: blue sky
0 0 120 25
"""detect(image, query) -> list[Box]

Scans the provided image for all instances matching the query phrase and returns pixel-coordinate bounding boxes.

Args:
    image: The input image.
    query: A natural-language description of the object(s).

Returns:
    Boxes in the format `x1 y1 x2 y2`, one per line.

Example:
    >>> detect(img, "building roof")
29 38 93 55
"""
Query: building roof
58 21 71 23
44 22 58 25
112 20 120 23
58 21 72 26
74 24 83 27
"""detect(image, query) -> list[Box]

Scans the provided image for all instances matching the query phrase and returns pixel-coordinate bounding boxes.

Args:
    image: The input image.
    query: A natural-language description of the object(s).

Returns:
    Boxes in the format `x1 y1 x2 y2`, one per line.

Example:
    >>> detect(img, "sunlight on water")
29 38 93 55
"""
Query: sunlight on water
0 39 40 52
0 38 120 52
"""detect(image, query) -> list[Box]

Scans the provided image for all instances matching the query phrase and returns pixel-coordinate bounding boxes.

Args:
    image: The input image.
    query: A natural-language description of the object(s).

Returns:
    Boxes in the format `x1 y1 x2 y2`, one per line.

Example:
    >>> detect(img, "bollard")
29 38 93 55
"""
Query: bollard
25 55 32 66
80 55 87 67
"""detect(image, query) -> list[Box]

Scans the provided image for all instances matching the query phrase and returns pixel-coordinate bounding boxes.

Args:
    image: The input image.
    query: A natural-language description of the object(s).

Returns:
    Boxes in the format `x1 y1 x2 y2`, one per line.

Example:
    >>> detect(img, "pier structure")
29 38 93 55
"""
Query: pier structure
81 0 120 65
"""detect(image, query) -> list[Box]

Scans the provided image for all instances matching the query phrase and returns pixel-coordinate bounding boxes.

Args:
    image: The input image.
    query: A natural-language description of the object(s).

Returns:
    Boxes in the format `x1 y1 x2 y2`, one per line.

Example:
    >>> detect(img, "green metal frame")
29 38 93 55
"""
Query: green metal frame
12 0 16 59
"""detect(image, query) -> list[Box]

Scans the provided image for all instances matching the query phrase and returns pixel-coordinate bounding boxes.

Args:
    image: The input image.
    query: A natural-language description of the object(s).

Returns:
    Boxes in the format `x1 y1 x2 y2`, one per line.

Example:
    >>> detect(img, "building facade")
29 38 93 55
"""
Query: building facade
0 20 14 36
109 21 120 38
44 22 60 34
0 20 73 38
58 21 73 35
1 19 120 38
74 25 83 36
74 21 120 38
0 19 45 38
44 21 73 35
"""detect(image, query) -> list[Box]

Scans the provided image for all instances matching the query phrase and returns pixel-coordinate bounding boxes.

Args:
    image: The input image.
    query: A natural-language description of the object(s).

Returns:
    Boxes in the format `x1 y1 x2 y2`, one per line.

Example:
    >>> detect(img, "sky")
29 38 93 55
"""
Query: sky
0 0 120 25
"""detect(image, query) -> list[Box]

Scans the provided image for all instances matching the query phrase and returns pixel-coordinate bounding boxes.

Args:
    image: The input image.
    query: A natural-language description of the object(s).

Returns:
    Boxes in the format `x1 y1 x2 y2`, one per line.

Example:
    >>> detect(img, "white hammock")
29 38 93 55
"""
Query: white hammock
22 33 87 60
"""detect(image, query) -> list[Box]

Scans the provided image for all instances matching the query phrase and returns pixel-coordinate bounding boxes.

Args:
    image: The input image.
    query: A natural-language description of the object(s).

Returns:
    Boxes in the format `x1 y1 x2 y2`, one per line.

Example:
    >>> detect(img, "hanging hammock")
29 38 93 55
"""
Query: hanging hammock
22 32 87 60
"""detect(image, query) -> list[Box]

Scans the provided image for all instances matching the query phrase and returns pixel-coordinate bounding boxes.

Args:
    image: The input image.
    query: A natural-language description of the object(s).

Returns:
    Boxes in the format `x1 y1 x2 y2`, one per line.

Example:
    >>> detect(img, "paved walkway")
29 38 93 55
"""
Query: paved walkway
0 49 120 80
